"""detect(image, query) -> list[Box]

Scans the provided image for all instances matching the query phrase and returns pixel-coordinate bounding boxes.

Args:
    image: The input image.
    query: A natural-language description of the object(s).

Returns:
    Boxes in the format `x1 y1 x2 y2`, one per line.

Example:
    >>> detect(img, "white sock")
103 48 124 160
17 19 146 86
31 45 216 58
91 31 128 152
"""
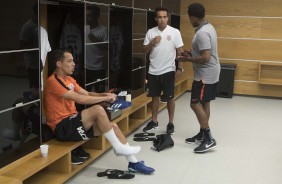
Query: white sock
124 143 138 163
104 128 141 156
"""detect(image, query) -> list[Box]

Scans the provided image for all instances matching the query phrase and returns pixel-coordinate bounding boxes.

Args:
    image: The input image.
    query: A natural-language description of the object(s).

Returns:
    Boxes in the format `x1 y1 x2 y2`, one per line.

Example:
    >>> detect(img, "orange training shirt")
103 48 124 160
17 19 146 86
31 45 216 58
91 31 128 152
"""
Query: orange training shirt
43 74 81 132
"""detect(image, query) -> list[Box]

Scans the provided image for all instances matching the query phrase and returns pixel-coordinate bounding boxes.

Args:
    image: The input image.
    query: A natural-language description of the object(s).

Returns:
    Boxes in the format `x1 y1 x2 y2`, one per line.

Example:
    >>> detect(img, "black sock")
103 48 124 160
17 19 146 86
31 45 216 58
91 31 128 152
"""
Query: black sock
203 127 213 142
199 128 204 137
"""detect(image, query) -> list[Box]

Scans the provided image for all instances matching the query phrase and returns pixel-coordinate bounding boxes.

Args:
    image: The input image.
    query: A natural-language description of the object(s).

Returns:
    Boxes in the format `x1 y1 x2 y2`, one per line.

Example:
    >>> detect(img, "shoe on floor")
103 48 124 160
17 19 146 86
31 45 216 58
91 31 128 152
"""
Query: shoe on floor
74 146 90 160
185 132 204 144
194 139 217 153
71 152 84 165
166 122 174 134
143 121 158 132
128 161 155 174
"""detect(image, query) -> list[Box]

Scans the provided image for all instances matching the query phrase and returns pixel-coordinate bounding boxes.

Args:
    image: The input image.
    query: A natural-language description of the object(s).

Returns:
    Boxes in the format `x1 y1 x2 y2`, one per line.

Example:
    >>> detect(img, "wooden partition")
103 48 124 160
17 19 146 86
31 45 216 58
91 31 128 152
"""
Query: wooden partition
181 0 282 97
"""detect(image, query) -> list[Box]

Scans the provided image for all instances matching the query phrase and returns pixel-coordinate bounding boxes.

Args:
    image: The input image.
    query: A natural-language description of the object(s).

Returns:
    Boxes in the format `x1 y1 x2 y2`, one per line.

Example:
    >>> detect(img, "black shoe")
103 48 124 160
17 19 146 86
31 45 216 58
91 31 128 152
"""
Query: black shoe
143 121 158 132
71 153 84 165
75 146 90 160
166 122 174 134
185 132 204 144
194 139 217 153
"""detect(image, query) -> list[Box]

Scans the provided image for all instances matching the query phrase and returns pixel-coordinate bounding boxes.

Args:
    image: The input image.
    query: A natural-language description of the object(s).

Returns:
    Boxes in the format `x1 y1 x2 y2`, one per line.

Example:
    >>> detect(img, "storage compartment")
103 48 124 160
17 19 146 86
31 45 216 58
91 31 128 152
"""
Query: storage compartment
258 62 282 85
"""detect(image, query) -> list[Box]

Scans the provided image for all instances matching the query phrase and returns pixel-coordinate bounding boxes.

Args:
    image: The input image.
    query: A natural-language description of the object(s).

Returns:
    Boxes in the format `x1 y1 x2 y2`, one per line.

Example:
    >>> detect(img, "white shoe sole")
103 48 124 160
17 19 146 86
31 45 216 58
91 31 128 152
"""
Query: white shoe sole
194 144 217 153
143 127 158 133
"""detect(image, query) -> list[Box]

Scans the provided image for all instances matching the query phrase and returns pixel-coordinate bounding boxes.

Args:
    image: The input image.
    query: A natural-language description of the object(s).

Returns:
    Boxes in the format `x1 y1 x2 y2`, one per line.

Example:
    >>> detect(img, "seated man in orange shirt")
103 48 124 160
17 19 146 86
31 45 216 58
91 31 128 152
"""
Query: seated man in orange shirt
43 49 154 174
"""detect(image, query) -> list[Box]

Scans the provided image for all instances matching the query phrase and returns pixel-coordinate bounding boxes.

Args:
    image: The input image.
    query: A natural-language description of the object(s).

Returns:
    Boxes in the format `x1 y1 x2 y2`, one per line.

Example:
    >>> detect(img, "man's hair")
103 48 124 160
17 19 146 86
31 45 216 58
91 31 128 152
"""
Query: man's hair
188 3 205 19
48 49 70 73
87 5 100 18
155 7 169 18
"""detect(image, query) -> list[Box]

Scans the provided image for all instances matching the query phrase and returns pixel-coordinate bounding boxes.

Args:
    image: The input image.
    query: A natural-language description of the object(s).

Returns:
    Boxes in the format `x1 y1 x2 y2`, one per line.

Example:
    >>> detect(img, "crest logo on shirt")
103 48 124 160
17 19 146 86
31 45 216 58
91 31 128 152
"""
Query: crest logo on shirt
166 35 171 41
68 83 74 91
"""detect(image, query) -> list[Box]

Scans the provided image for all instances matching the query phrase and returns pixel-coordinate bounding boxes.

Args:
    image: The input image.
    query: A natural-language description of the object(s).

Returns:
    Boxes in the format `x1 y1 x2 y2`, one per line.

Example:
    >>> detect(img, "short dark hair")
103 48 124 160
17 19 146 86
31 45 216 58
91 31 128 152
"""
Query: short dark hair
188 3 205 19
48 49 70 73
155 7 169 18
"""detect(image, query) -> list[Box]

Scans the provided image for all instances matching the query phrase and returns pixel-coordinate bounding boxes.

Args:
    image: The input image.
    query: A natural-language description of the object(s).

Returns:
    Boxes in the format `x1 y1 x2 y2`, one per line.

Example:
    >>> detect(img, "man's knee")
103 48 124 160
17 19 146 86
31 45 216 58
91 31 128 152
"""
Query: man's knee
88 105 107 117
190 103 199 111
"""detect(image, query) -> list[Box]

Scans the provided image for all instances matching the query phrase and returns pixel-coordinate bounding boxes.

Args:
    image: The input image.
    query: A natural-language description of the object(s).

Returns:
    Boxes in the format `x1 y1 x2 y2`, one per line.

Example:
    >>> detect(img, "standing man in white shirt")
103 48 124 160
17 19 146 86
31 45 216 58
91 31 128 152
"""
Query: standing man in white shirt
143 7 184 134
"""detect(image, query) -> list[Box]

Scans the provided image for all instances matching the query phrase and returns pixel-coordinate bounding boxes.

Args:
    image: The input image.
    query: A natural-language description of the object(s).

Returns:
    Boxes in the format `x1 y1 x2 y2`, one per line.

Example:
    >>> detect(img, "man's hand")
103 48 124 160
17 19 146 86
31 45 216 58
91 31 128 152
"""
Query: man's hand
151 36 161 46
175 69 182 81
107 93 117 103
177 49 192 62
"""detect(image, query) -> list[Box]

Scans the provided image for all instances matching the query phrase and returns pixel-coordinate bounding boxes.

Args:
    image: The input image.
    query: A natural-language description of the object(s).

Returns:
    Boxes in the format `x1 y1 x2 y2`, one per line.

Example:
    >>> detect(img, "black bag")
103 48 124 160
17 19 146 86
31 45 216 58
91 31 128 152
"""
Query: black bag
152 134 174 152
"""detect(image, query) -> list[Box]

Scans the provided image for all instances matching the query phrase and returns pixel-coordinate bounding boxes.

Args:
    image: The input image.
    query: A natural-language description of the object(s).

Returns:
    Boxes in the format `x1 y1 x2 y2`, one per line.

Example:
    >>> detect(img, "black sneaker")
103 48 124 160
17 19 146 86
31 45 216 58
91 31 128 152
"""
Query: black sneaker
71 153 84 165
143 121 158 132
194 139 217 153
185 132 204 144
74 146 90 160
166 122 174 134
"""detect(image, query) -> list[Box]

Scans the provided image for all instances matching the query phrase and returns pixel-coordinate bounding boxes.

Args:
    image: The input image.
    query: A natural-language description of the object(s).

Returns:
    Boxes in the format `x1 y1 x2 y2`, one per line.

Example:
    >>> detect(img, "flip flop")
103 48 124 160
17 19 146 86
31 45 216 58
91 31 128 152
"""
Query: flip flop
108 170 135 179
134 133 155 137
97 169 122 177
133 137 156 142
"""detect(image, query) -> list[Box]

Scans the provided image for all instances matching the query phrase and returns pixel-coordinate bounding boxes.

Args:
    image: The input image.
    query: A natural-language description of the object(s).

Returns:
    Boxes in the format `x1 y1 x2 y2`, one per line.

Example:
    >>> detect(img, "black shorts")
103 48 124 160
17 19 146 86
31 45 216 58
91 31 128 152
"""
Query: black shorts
191 80 218 104
54 113 94 141
147 71 175 102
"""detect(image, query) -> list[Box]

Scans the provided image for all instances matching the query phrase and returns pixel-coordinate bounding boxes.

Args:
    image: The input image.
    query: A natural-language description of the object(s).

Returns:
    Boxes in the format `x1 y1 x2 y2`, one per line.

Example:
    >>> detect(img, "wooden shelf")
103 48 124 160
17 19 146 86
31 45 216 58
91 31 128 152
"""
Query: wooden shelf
258 78 282 85
258 62 282 85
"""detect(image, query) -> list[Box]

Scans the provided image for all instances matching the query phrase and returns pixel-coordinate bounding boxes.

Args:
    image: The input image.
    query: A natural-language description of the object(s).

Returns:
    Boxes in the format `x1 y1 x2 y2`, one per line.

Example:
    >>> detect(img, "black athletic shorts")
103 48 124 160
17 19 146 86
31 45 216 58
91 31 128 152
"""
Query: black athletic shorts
147 71 175 102
54 113 94 141
191 80 218 104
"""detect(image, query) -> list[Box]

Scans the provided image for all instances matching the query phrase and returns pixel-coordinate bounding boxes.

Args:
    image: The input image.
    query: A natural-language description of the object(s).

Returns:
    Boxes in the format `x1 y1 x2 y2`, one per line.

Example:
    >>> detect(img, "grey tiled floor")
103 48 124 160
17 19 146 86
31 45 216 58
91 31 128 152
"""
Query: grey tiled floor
66 92 282 184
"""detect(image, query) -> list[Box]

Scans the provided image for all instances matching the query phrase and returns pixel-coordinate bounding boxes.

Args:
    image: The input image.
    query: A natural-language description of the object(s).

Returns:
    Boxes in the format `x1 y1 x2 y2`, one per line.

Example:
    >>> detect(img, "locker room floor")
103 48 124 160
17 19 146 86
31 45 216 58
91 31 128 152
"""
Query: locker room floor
66 92 282 184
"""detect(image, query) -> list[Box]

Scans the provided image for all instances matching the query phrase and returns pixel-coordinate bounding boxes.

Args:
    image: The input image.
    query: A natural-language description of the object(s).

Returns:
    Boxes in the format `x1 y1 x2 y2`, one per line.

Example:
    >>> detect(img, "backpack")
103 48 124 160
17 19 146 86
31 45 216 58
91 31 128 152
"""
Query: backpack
152 134 174 152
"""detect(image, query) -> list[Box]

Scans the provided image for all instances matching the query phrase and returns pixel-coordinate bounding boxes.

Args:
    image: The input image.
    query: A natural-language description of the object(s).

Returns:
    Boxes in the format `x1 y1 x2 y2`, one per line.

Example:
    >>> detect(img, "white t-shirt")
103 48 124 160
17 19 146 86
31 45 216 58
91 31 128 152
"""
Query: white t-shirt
40 27 51 91
40 27 51 66
144 25 184 75
86 25 108 70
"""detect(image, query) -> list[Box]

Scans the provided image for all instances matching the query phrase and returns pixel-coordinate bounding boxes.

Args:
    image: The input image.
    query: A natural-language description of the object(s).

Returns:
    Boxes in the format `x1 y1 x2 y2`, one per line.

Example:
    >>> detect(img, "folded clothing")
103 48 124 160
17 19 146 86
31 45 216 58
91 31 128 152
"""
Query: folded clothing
111 100 132 109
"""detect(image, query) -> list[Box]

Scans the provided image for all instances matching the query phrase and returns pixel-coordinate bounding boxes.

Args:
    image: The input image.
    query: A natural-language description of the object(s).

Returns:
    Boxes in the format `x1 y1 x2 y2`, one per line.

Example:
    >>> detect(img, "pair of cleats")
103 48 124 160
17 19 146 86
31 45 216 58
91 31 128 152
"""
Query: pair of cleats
71 146 90 165
111 99 131 109
133 133 156 142
143 121 175 134
185 133 217 153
